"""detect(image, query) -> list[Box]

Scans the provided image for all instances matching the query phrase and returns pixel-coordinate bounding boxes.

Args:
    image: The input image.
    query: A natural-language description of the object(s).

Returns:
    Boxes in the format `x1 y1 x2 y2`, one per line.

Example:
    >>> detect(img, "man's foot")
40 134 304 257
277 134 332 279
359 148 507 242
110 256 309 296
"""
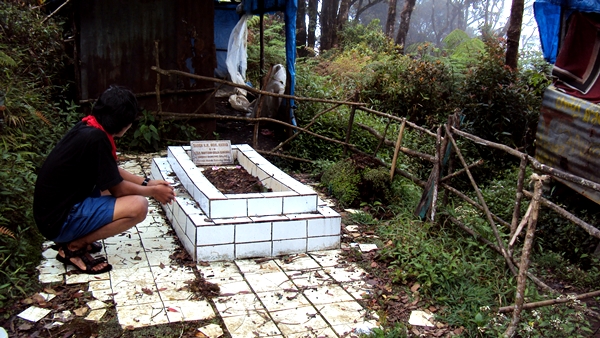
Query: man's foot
57 244 112 274
52 241 103 254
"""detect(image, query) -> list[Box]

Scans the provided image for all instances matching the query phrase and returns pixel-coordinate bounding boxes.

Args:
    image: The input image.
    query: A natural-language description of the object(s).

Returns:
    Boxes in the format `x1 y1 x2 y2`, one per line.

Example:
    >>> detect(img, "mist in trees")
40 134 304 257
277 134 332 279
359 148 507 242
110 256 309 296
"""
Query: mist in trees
295 0 538 65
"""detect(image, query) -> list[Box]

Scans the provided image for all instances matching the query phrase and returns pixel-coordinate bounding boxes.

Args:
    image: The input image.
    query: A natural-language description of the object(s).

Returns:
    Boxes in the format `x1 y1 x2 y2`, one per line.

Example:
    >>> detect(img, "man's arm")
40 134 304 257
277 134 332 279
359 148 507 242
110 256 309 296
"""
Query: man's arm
109 174 175 204
118 167 145 185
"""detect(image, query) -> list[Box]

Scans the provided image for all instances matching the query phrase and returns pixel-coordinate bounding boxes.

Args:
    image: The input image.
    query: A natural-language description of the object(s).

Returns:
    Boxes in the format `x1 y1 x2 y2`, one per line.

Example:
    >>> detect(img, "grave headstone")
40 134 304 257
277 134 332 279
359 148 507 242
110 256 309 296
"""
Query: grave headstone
190 140 234 166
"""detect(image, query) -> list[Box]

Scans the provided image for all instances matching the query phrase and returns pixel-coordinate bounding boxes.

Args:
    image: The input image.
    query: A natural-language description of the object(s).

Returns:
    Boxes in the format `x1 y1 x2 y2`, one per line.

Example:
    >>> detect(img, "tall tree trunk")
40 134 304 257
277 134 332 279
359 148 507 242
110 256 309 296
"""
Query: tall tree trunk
385 0 398 38
505 0 524 69
307 0 318 49
320 0 340 51
297 0 309 57
337 0 352 35
395 0 416 53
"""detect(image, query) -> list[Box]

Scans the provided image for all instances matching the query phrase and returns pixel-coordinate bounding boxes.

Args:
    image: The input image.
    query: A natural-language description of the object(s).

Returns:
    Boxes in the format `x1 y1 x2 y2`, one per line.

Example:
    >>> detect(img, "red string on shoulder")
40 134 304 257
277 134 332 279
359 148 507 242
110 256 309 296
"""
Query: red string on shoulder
82 115 117 161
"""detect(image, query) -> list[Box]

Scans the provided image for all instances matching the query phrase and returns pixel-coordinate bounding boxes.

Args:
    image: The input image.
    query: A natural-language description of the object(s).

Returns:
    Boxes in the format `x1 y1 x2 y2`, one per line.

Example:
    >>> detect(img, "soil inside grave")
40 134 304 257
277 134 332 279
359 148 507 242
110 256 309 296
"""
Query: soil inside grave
202 166 271 194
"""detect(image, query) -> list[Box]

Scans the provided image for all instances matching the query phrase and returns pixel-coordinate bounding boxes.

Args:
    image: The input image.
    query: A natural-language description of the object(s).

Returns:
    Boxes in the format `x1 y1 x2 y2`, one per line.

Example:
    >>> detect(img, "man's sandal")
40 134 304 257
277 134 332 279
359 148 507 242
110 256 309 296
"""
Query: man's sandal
57 245 112 275
51 241 103 254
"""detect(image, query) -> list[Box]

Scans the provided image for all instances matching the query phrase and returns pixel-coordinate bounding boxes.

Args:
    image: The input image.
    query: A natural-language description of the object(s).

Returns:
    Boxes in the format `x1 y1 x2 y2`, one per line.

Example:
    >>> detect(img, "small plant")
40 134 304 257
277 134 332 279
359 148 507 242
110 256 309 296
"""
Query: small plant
0 227 15 239
321 158 360 207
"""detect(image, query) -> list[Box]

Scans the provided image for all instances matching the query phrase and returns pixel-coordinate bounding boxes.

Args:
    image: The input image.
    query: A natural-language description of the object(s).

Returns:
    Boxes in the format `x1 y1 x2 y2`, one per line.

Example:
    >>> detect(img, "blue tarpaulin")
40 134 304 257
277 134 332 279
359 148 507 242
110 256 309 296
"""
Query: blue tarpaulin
535 0 600 63
242 0 298 126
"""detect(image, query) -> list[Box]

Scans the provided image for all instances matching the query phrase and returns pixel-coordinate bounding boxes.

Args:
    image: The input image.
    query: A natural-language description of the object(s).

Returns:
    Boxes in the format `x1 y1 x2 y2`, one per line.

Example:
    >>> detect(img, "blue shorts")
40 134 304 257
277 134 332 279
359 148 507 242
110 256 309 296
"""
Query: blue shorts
52 195 116 244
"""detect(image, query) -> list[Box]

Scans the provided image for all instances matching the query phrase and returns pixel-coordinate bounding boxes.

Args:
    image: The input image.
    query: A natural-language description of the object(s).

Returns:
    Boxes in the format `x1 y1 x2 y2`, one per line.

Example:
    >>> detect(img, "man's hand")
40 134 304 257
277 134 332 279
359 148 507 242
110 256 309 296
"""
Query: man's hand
151 182 176 204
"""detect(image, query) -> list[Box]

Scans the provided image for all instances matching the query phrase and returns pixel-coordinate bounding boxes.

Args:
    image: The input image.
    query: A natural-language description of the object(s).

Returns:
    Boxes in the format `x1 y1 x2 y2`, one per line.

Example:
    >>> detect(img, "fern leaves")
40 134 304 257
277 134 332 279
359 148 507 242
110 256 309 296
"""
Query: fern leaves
0 226 16 239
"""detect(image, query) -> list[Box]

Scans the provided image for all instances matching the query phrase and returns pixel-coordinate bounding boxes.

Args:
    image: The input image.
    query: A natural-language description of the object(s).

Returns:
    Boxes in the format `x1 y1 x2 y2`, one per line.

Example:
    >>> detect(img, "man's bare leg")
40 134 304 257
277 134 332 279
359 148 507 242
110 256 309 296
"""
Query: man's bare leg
58 195 148 272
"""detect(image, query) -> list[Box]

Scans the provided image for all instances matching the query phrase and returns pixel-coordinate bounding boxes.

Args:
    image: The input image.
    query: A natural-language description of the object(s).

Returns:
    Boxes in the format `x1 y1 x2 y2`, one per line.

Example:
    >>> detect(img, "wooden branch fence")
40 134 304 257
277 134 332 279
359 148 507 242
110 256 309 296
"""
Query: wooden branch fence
143 66 600 336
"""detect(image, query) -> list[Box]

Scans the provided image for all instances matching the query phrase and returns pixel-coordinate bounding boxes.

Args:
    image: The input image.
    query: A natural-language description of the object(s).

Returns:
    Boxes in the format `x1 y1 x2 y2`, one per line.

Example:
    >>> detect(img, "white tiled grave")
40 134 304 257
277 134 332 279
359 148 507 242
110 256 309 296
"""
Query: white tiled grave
150 144 341 261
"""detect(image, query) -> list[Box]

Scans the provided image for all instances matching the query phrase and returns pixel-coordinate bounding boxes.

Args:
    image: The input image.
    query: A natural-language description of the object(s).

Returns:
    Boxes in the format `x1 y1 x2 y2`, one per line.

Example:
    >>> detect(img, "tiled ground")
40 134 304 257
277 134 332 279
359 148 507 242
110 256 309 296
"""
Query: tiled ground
35 154 379 337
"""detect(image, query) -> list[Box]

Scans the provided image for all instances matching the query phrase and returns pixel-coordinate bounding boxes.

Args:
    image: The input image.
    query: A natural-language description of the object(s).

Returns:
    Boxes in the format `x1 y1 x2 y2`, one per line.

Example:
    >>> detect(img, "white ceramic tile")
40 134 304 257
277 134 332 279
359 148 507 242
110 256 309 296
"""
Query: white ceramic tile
85 308 107 321
307 217 340 237
235 259 281 274
192 187 210 214
221 310 282 337
194 174 224 200
317 206 340 218
197 244 235 261
325 265 367 283
110 266 153 287
272 239 307 256
188 213 214 228
283 195 318 214
66 270 110 285
250 214 289 223
275 254 320 271
286 327 338 338
307 236 340 252
90 289 114 302
214 293 264 317
286 269 333 288
88 280 111 292
272 220 307 240
17 306 51 322
341 280 374 300
176 221 196 261
244 271 295 293
152 265 196 283
37 259 66 275
164 299 215 322
137 225 170 239
212 216 253 225
236 241 272 259
146 250 173 267
112 279 162 307
210 199 247 218
39 273 63 284
197 224 234 246
248 196 283 216
235 222 271 243
286 213 323 221
269 306 330 336
141 237 177 251
200 261 241 279
106 245 148 268
302 283 354 305
226 192 263 199
256 290 312 312
209 276 253 296
317 301 370 327
155 280 194 301
178 195 203 218
116 302 169 328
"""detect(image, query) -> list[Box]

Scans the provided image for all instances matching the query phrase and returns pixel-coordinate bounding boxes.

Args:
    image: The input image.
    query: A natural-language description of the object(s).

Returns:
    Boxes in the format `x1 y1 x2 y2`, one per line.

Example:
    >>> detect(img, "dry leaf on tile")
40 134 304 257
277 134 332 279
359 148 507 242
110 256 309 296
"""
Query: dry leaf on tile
141 288 153 295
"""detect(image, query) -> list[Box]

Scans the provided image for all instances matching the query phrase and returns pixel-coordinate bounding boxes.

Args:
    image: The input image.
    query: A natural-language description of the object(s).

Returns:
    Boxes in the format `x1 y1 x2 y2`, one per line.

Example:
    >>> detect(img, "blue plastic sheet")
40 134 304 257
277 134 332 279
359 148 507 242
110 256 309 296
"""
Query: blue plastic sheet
535 0 600 63
242 0 298 126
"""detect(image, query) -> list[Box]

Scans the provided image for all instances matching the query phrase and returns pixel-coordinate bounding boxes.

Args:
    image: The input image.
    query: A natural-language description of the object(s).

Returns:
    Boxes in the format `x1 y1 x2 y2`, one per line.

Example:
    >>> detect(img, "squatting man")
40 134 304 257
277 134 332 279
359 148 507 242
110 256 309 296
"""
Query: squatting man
34 86 175 274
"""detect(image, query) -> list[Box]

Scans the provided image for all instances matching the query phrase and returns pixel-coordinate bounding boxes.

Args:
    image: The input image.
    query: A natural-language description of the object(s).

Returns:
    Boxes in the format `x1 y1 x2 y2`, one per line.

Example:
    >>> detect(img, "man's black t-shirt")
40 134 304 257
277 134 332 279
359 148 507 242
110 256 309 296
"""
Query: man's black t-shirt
33 122 123 239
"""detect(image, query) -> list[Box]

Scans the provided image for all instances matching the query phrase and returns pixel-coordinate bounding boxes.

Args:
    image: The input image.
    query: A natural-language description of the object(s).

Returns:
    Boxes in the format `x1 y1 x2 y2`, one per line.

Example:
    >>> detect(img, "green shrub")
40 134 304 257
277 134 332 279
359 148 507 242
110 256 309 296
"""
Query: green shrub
0 2 72 311
321 158 361 207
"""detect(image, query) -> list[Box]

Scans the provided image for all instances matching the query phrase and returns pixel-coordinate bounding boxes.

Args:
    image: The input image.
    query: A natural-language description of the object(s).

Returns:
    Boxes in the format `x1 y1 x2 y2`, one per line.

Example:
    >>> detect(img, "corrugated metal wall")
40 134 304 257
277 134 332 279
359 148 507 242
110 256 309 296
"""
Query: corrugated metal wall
77 0 216 135
535 86 600 204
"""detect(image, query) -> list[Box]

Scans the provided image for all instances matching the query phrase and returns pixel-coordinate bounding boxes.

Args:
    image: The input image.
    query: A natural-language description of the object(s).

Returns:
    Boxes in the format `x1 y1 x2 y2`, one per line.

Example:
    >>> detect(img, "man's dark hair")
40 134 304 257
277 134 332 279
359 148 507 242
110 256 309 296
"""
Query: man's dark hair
92 86 139 134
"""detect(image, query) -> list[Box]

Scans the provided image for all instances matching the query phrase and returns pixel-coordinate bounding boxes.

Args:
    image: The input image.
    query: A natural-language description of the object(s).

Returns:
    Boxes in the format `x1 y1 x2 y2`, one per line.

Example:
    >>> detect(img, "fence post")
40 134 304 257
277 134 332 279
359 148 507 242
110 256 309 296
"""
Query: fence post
510 155 529 244
505 174 548 337
389 120 406 181
343 103 357 156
